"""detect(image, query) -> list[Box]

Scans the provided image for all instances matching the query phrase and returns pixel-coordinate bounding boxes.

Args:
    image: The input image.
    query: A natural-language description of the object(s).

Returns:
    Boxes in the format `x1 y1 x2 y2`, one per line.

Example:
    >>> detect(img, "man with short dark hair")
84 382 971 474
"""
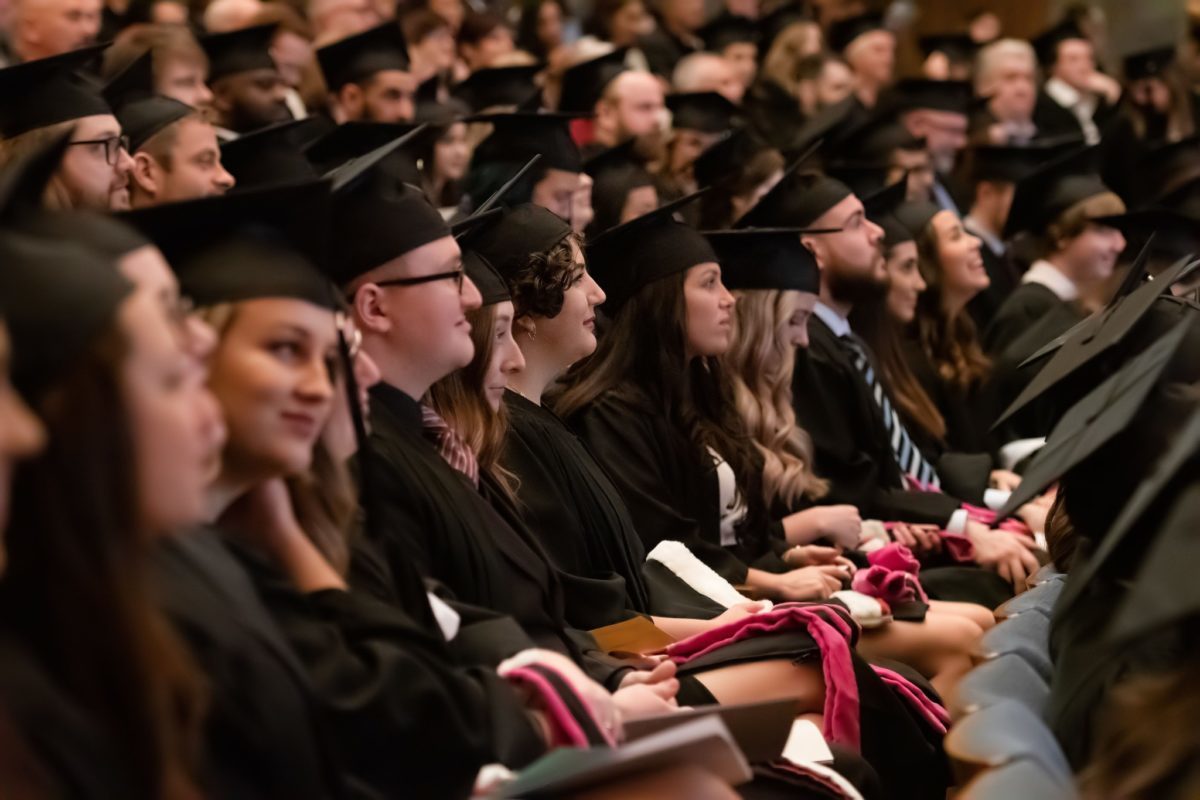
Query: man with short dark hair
201 23 292 140
317 22 416 124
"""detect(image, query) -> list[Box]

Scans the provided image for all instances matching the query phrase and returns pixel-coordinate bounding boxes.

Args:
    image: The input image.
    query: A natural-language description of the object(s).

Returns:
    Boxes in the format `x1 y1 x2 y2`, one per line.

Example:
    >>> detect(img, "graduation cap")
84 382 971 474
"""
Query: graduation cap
667 92 739 134
883 78 973 116
733 143 847 228
0 45 111 137
995 311 1196 519
785 95 867 159
994 251 1200 431
451 64 542 112
756 1 811 52
1107 408 1200 643
316 22 409 91
458 249 507 305
201 24 278 83
586 190 716 312
1087 207 1200 262
828 115 924 166
1136 135 1200 206
329 144 451 285
1002 145 1114 239
303 120 421 174
965 141 1072 185
827 12 887 53
918 33 978 64
859 175 912 247
824 162 892 199
692 126 770 189
220 118 322 190
584 138 655 236
1031 18 1088 67
703 228 821 293
1123 44 1177 81
469 111 584 173
891 199 942 240
121 179 336 309
699 13 759 53
456 203 572 283
558 48 628 114
109 97 194 154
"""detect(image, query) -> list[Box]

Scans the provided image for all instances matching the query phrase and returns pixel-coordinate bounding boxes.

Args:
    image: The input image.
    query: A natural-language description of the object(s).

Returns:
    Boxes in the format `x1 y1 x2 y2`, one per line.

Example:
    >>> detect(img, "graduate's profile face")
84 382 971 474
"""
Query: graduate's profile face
930 210 988 299
481 301 524 412
532 168 581 221
1061 223 1126 285
783 291 817 349
883 240 924 324
58 114 133 212
357 70 417 124
620 184 659 224
846 30 895 86
207 299 338 479
434 122 470 183
683 262 735 358
667 129 721 177
157 56 213 113
532 240 605 367
0 323 45 544
117 245 218 363
214 69 291 133
119 288 217 532
723 43 758 89
145 117 235 203
811 195 887 298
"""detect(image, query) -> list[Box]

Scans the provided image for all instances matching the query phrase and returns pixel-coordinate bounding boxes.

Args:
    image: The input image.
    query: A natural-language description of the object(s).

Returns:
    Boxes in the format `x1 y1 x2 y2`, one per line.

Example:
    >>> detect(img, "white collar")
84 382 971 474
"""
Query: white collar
1022 259 1079 302
813 300 852 338
1044 77 1083 107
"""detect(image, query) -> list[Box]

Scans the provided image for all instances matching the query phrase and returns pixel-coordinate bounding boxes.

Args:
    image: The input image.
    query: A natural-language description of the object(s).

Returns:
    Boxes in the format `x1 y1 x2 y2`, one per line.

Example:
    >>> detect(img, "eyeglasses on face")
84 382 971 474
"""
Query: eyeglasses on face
67 134 131 166
373 268 466 294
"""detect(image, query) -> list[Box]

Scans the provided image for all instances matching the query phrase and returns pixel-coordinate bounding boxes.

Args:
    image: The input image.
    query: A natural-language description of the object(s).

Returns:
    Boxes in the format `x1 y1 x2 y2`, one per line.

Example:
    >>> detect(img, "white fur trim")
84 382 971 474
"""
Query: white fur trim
830 591 889 629
999 437 1046 471
645 541 756 609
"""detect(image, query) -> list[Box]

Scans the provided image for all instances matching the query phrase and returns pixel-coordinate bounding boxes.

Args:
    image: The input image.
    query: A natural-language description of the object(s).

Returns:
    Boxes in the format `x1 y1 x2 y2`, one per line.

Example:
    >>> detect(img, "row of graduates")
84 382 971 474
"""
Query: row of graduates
0 109 1038 799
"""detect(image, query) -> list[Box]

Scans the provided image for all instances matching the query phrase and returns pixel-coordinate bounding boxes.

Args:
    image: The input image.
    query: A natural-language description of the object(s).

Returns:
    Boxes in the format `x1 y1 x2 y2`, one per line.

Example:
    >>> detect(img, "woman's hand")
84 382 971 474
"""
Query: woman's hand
612 681 679 721
989 469 1022 492
766 566 846 601
783 505 862 549
707 601 769 627
889 522 943 554
965 521 1040 591
783 545 856 576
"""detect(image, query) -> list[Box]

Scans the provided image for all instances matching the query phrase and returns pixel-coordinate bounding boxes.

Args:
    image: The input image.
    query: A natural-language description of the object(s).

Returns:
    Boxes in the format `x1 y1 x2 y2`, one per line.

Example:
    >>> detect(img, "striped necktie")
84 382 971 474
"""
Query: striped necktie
420 404 480 488
838 333 940 490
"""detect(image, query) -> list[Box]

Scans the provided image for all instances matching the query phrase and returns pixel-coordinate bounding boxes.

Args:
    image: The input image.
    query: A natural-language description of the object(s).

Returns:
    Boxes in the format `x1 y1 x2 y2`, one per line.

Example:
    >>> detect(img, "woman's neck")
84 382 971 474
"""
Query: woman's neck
940 289 972 321
204 470 258 522
507 336 568 405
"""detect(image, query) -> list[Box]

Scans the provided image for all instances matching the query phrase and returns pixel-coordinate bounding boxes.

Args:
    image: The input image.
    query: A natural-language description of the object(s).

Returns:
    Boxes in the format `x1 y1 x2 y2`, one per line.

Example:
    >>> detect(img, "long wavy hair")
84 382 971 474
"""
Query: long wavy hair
554 271 770 552
913 220 992 392
427 302 520 499
724 290 828 509
1 326 206 800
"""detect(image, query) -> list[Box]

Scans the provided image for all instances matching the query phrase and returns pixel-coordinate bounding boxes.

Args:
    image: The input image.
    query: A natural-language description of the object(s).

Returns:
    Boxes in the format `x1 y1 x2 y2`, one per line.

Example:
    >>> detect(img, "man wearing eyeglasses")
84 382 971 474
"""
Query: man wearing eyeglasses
57 120 135 210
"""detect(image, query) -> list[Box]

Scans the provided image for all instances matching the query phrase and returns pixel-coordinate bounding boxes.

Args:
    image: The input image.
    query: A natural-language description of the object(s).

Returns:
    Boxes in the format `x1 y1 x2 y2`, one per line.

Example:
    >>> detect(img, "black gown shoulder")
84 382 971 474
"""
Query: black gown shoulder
227 541 546 799
154 528 346 800
792 317 961 524
900 338 995 459
965 236 1021 331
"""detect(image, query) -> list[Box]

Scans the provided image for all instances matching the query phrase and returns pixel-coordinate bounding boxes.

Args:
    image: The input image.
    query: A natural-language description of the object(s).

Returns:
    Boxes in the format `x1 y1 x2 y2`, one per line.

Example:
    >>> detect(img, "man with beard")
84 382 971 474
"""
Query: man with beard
316 22 416 125
735 169 1037 587
890 78 972 213
558 49 666 164
201 23 292 140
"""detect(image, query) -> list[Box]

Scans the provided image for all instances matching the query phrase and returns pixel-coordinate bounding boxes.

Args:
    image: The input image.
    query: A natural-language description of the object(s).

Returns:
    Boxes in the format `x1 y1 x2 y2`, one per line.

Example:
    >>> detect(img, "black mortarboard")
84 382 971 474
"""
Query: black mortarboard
734 158 850 228
891 199 941 240
883 78 972 116
918 33 978 64
699 14 759 53
202 24 279 83
461 249 509 305
756 1 810 51
456 203 571 282
827 12 886 53
996 312 1195 518
1136 135 1200 206
829 115 924 166
1107 409 1200 642
667 92 739 133
558 48 628 114
966 141 1069 185
703 228 820 293
122 179 335 309
859 176 912 247
1003 146 1114 238
785 95 868 158
317 22 409 91
1031 19 1088 67
1088 207 1200 262
586 191 716 312
330 161 451 285
583 138 655 235
104 51 194 153
0 45 111 137
825 162 891 200
220 118 322 190
994 252 1199 430
469 111 583 173
692 126 770 188
0 235 133 401
1123 44 1177 81
303 120 421 177
451 64 542 112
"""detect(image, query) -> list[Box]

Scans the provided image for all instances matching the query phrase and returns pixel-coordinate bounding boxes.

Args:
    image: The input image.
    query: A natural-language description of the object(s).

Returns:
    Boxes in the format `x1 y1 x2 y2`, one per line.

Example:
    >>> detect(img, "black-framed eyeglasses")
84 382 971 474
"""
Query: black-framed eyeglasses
68 134 131 166
374 269 465 294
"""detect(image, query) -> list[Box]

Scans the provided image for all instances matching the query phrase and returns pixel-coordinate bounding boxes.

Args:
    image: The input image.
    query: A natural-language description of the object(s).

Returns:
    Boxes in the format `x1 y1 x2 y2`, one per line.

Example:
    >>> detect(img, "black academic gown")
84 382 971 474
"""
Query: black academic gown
360 383 628 688
902 339 996 459
965 229 1021 331
229 542 546 799
793 317 966 525
1032 89 1114 141
0 634 133 798
154 528 347 800
503 391 725 620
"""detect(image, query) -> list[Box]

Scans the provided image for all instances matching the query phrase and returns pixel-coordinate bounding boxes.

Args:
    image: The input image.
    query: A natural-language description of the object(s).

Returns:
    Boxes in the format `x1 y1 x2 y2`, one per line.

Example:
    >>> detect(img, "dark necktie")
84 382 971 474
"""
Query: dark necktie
420 404 480 488
839 332 940 490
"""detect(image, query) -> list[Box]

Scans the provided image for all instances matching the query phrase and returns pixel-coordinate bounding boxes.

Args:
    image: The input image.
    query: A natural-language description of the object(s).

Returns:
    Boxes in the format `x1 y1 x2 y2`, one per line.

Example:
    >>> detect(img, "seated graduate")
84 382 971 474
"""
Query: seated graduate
582 139 659 238
553 195 953 796
733 166 1035 593
0 176 211 795
330 156 660 698
692 127 786 230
